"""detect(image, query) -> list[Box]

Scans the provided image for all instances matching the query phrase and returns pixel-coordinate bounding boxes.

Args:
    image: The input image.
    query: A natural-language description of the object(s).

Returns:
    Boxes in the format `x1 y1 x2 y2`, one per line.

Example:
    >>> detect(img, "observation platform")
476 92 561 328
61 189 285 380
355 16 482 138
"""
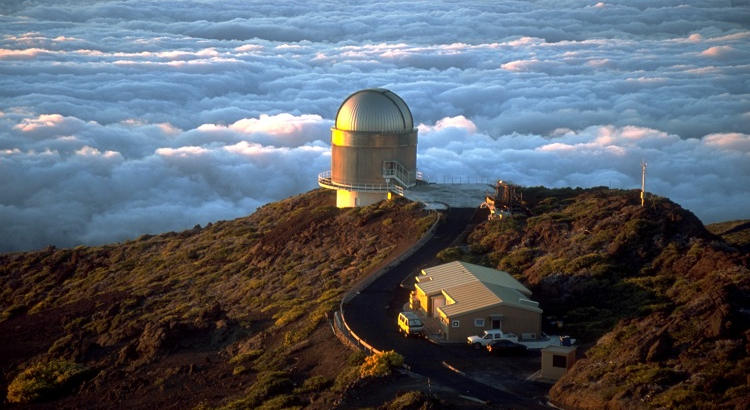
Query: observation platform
404 183 491 209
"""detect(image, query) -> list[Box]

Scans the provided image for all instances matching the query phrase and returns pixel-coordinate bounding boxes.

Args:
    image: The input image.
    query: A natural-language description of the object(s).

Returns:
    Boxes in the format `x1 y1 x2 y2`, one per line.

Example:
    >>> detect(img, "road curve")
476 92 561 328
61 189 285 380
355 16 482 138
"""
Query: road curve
343 208 548 409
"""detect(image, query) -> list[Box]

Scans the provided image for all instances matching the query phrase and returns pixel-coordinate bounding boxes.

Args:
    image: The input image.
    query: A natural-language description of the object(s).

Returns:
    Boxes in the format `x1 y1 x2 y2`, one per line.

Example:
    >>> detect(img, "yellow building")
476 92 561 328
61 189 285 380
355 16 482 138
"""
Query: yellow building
412 261 542 342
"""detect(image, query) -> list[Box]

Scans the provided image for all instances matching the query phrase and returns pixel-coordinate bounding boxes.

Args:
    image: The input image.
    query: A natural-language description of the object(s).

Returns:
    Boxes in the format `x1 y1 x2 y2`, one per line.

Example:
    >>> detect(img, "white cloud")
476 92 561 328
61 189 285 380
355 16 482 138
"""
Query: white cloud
0 0 748 251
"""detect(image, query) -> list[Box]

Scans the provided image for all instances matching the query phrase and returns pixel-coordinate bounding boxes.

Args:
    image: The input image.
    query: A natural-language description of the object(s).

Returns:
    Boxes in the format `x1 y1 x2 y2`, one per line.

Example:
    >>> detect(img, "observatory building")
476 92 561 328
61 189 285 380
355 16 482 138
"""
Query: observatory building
318 88 419 208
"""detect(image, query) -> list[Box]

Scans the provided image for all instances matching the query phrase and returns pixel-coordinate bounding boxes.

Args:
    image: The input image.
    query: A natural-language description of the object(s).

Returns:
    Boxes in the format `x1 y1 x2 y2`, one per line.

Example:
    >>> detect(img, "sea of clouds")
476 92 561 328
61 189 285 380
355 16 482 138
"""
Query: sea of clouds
1 0 748 252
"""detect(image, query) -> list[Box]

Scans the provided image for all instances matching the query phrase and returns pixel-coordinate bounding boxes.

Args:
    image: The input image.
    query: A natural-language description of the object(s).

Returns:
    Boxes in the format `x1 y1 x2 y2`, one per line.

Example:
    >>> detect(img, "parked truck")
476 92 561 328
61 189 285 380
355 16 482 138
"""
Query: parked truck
467 329 518 348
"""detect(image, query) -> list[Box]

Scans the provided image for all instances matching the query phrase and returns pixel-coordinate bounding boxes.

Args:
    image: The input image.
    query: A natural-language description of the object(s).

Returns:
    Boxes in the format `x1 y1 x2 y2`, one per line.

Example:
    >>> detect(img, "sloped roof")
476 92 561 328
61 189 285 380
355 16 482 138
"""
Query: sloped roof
416 261 531 296
415 261 541 317
439 281 500 316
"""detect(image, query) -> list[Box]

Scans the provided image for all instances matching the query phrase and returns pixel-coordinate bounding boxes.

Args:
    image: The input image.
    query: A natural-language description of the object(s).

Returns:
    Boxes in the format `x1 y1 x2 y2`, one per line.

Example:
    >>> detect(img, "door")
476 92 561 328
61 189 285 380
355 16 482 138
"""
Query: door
431 295 446 318
491 319 501 329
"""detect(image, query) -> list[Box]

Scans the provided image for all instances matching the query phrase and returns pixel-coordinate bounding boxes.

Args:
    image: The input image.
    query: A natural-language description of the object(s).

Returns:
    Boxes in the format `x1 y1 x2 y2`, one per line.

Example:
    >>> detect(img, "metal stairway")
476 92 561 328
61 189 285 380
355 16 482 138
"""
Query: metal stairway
318 160 419 196
382 161 415 195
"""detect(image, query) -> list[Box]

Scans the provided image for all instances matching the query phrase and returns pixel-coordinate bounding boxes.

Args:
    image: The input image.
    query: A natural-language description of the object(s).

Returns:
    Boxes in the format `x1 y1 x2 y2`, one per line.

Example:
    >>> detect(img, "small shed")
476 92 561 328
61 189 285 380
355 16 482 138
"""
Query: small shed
541 345 577 380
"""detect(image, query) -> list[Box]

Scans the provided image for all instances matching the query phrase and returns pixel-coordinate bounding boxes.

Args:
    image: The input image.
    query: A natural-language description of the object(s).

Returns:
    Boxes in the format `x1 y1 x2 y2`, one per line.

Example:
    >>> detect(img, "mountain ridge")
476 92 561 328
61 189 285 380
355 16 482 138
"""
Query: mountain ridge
1 186 748 409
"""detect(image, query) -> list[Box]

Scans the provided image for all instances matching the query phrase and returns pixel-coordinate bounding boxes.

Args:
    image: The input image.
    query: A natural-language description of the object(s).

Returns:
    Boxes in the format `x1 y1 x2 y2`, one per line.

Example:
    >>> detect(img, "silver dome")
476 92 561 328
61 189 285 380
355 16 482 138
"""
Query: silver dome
334 88 414 132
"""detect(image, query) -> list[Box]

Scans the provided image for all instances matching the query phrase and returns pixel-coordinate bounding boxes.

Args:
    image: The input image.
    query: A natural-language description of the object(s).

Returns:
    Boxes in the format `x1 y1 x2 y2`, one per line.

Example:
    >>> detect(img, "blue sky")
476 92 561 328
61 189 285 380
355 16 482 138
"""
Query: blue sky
1 0 748 251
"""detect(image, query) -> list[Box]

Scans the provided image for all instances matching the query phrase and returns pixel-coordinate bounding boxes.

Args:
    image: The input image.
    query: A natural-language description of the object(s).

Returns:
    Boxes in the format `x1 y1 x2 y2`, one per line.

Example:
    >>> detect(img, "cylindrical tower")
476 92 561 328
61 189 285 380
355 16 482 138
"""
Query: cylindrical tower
319 88 418 208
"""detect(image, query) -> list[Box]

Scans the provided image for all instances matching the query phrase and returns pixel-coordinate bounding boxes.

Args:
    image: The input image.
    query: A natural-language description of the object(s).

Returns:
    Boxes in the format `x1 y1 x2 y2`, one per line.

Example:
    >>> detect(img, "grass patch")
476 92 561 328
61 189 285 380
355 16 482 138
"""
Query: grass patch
7 359 89 403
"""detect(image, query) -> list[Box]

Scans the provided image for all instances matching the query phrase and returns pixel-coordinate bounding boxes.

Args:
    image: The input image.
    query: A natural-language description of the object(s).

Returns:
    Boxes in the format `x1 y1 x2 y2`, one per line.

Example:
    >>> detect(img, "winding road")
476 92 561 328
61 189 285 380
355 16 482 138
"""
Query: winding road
343 208 549 409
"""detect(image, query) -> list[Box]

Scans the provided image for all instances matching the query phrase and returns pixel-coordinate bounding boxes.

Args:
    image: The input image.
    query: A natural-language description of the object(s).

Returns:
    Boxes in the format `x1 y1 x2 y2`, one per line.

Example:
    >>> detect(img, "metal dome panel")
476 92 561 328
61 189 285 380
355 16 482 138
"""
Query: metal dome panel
335 88 414 132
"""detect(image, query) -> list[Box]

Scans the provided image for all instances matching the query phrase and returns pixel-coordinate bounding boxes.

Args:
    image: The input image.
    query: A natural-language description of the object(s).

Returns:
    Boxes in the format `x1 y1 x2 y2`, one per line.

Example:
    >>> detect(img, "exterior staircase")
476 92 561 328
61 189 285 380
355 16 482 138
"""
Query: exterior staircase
318 160 422 197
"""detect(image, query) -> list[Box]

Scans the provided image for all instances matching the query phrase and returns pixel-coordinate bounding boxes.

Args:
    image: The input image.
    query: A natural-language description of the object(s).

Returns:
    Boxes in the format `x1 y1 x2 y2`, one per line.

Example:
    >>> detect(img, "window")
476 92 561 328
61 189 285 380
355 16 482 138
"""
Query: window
552 355 567 368
474 318 485 327
451 320 460 328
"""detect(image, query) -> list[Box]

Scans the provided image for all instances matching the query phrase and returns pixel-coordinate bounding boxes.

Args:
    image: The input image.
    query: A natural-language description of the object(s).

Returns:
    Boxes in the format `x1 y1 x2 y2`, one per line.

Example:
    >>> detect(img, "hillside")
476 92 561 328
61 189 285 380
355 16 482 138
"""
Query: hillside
446 187 749 409
0 189 437 409
3 186 748 409
707 219 750 253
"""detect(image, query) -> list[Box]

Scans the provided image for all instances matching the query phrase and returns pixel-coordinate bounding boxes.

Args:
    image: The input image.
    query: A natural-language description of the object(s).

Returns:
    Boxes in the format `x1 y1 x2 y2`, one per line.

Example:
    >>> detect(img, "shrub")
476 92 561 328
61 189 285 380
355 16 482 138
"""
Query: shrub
498 247 536 274
383 391 436 410
415 214 437 235
436 247 464 263
359 350 404 378
332 366 359 392
229 349 263 365
1 303 27 322
232 365 248 376
347 350 367 366
255 394 301 410
7 359 88 403
565 253 604 273
221 371 293 409
293 375 329 394
273 305 307 327
624 363 682 388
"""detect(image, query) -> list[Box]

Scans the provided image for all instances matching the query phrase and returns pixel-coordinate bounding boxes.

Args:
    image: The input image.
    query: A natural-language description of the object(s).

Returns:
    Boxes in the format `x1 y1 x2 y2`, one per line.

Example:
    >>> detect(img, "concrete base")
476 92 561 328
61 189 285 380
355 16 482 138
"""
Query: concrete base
336 190 386 208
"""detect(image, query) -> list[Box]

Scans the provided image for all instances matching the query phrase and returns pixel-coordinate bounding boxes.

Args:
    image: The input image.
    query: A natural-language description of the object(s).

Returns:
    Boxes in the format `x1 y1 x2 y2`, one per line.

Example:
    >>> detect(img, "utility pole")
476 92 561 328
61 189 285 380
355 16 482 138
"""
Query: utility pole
640 161 647 207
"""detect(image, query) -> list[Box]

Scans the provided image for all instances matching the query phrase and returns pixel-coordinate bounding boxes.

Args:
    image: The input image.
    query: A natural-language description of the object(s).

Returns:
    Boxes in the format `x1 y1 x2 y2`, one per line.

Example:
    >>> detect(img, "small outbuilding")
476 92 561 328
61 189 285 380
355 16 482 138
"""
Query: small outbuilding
411 261 542 342
540 345 577 380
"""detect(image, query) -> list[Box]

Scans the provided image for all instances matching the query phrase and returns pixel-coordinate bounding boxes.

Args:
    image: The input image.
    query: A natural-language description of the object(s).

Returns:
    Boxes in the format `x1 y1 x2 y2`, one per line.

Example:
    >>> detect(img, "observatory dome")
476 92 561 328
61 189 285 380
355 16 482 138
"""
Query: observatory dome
334 88 414 132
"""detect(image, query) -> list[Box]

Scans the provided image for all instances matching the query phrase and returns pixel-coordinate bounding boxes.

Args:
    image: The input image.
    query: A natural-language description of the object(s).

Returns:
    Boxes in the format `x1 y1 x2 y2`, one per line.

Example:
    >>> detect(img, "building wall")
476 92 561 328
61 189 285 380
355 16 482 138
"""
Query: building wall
439 304 542 343
541 347 577 380
430 294 446 318
331 129 417 186
415 287 430 313
336 190 385 208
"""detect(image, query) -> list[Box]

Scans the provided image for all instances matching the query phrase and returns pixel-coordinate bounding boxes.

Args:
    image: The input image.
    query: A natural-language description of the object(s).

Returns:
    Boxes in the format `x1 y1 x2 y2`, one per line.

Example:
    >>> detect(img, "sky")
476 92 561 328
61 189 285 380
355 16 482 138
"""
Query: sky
1 0 749 252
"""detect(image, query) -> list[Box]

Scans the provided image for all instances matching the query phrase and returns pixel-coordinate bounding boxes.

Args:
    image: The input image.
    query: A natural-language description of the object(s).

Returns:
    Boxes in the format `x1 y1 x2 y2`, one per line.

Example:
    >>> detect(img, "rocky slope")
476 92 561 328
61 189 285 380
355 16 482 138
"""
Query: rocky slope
456 187 749 409
0 189 436 409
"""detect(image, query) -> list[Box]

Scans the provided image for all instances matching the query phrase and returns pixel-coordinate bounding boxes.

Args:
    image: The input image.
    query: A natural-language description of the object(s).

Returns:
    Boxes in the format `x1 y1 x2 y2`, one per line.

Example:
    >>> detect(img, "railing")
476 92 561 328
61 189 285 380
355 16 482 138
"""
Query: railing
333 310 382 355
331 210 443 355
430 176 495 185
318 169 408 196
318 161 427 196
318 171 393 193
382 161 416 189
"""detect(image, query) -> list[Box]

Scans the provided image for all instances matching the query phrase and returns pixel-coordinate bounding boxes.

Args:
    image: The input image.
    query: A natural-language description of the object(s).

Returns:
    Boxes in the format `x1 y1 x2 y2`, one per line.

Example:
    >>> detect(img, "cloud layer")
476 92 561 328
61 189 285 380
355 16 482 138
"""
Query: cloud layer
1 0 749 251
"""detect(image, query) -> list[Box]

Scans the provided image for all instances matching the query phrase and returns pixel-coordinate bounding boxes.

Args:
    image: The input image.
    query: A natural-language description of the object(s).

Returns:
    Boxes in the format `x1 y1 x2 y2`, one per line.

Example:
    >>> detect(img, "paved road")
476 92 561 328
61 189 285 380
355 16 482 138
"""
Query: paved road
343 208 549 409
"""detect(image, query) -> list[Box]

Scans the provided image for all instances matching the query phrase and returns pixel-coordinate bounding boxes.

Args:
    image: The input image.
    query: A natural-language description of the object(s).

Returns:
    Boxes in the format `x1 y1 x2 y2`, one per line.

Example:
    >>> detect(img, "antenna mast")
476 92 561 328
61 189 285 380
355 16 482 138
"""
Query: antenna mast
640 161 647 207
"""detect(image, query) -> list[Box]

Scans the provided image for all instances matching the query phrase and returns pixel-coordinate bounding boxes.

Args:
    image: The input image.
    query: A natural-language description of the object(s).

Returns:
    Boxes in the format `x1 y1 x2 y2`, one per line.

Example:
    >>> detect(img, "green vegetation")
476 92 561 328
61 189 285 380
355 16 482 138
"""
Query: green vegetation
459 186 749 408
359 350 404 378
218 371 295 409
382 391 441 410
706 219 750 251
7 359 89 403
0 190 435 408
293 375 330 394
436 246 464 263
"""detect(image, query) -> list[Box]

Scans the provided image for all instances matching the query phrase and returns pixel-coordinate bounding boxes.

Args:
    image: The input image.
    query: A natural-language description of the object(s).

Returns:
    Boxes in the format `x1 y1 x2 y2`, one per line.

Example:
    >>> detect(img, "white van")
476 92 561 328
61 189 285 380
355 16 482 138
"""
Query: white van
397 311 424 337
